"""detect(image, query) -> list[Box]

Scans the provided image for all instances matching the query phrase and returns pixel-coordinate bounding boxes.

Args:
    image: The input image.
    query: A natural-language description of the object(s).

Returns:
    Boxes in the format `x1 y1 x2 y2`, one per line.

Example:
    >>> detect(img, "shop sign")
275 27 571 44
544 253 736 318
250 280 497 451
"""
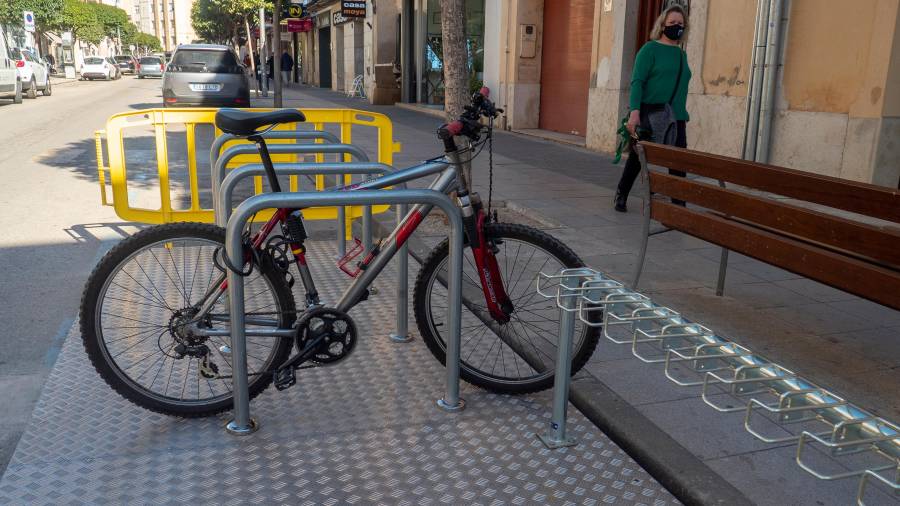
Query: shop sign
341 1 365 18
287 18 314 33
333 11 352 25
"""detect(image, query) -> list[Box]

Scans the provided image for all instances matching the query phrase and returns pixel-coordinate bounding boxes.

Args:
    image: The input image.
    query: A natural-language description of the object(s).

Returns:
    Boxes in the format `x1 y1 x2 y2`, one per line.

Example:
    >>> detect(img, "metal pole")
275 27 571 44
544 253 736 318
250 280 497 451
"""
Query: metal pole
390 203 411 342
436 198 464 412
537 272 579 449
224 239 257 436
337 174 346 257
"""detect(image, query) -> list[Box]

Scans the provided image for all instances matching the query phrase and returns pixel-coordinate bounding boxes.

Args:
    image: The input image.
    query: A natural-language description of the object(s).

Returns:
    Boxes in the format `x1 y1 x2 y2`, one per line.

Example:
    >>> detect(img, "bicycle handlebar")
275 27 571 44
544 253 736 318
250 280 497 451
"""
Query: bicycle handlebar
437 87 504 146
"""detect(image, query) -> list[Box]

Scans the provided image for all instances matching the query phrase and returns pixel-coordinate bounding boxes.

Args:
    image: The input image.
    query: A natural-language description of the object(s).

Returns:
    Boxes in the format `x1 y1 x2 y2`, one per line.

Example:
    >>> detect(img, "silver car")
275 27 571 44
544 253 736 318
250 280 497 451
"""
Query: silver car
137 56 164 78
162 44 249 107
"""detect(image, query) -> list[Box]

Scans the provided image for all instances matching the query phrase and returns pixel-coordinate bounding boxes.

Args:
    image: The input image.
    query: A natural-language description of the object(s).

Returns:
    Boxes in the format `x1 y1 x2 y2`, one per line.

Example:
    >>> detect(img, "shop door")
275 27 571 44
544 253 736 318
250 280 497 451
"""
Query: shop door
538 0 595 136
318 27 331 88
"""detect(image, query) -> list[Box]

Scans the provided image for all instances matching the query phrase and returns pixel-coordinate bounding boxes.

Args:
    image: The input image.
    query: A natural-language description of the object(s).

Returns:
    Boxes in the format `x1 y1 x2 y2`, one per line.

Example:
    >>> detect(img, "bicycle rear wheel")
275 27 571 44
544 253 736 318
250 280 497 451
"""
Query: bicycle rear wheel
413 222 600 394
79 222 296 417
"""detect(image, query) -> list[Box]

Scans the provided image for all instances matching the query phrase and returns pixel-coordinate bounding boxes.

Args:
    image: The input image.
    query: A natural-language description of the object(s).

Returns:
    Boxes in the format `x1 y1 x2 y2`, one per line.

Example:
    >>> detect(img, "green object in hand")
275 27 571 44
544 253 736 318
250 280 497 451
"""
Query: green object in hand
613 117 647 164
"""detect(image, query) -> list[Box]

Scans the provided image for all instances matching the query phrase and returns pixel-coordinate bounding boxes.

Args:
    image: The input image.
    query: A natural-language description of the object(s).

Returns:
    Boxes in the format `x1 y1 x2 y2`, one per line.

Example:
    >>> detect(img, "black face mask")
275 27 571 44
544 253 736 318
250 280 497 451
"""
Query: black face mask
663 24 685 41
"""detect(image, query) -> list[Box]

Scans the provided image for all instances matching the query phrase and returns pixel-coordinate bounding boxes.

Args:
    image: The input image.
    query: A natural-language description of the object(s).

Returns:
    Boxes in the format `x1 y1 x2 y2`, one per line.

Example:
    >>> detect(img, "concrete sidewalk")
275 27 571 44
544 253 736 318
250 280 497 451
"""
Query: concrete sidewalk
255 85 900 505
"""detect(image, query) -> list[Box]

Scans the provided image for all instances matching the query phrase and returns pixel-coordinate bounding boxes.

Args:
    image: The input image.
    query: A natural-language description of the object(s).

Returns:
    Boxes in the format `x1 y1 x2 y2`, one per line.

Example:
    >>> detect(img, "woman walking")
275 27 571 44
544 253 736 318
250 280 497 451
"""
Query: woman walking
614 4 691 212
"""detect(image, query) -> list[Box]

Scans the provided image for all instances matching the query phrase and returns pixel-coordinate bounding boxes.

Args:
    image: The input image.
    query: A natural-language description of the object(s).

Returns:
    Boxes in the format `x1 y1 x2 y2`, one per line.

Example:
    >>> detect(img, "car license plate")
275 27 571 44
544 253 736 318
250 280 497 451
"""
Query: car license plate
190 83 221 92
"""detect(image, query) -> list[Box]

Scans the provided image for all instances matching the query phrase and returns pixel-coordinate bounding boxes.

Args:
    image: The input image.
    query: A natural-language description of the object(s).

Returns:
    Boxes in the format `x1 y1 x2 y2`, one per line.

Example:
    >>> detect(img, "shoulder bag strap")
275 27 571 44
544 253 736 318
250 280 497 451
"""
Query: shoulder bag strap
668 49 684 105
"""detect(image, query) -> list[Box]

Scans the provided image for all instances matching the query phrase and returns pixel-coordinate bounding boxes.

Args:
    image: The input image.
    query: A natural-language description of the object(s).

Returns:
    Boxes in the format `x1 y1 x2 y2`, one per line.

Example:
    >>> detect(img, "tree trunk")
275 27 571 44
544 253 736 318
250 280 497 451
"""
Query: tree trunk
273 0 283 107
440 0 468 121
232 22 241 55
244 14 258 97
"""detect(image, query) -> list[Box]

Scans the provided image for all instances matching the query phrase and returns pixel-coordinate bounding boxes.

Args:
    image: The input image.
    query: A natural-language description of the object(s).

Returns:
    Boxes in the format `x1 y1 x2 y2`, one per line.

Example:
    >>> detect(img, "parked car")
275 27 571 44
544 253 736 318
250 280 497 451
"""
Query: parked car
10 48 51 98
80 56 114 80
137 56 164 78
0 27 22 103
106 57 122 79
114 55 137 74
162 44 249 107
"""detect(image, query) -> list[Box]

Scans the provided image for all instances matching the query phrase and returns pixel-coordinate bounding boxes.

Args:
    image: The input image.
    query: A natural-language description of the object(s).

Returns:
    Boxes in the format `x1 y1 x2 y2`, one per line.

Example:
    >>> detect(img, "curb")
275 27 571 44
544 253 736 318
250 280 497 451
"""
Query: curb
365 211 753 506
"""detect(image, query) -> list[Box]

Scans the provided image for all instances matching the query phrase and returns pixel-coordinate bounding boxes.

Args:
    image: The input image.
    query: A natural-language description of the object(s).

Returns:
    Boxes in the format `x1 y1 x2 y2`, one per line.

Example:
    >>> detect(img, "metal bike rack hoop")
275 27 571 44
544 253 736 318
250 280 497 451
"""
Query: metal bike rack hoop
217 162 410 342
213 142 370 255
224 189 466 435
209 129 341 173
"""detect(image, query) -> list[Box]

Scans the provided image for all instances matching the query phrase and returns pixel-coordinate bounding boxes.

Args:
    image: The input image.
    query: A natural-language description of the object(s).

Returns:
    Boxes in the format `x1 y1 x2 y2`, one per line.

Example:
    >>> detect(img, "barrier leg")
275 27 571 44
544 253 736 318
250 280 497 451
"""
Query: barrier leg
437 217 465 412
391 203 412 343
538 274 579 449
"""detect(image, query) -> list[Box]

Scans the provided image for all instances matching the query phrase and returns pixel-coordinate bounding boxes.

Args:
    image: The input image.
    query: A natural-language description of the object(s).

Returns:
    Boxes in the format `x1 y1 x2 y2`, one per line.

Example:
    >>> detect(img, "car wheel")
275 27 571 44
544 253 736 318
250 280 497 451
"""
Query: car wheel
42 77 52 96
13 80 22 104
26 77 37 99
138 75 144 79
105 72 111 81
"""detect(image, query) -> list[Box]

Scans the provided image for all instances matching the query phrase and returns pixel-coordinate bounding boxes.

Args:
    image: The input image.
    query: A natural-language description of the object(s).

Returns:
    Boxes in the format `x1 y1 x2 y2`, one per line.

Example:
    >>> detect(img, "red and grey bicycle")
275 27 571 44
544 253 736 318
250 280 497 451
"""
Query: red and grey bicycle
79 89 600 416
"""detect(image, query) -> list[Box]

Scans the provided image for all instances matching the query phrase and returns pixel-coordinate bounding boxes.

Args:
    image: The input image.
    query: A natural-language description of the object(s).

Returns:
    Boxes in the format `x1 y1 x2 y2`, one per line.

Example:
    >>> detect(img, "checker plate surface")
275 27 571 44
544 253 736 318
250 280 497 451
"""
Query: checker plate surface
0 241 676 505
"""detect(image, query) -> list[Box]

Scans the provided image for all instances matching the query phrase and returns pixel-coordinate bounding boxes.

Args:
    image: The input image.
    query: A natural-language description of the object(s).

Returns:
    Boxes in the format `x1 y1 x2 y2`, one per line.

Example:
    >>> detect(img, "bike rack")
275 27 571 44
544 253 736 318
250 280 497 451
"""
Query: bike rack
212 141 372 256
533 268 597 449
535 267 900 503
217 162 411 342
223 189 466 435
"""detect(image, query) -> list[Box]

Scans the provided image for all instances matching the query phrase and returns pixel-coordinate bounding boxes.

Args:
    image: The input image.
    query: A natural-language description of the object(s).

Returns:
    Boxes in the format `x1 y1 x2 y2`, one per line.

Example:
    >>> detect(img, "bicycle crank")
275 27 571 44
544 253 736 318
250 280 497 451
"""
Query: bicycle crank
273 307 358 391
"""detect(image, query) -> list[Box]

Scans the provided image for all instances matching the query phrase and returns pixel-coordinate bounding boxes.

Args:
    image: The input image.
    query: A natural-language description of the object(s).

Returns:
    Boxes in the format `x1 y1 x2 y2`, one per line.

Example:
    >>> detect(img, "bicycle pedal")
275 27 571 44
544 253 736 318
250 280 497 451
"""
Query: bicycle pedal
273 367 296 391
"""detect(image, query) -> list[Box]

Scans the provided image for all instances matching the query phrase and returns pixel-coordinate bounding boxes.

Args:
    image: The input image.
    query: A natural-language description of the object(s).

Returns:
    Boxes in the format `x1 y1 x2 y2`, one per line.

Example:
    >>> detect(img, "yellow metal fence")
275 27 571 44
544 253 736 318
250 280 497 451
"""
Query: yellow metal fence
95 108 402 225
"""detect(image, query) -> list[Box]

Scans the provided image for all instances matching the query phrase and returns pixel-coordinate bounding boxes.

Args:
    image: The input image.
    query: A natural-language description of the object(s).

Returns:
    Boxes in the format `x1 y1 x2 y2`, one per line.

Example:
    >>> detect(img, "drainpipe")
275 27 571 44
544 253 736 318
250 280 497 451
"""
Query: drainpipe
755 0 786 164
716 0 773 296
741 0 771 161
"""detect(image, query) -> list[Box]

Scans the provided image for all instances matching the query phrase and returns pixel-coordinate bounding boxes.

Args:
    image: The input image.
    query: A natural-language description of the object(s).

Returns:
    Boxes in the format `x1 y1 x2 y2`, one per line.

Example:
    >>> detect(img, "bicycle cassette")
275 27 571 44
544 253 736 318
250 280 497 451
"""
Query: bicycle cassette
296 307 358 364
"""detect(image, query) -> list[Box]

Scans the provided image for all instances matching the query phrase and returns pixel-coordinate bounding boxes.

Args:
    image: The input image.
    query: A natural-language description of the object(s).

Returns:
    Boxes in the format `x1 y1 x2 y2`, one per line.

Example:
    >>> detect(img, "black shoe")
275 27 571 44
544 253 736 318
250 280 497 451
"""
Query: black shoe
614 192 628 213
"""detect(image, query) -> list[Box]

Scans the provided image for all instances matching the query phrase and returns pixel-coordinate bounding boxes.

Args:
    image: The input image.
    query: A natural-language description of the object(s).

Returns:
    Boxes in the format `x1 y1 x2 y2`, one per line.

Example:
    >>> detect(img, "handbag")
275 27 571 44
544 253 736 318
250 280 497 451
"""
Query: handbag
613 48 684 163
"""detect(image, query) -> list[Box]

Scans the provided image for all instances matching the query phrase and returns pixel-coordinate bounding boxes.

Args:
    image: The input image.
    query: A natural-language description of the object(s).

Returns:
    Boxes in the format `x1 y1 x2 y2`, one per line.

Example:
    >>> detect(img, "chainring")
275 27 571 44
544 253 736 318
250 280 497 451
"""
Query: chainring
295 307 358 364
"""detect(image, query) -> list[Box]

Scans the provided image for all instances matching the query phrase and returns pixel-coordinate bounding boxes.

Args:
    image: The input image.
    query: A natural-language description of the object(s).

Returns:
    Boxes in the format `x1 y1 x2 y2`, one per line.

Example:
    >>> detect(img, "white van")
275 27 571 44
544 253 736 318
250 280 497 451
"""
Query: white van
0 26 22 103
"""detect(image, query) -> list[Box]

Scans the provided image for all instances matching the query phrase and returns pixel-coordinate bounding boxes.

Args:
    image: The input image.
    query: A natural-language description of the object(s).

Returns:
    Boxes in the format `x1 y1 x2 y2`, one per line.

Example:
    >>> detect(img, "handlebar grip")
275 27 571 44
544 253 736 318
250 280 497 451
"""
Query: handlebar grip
446 121 464 137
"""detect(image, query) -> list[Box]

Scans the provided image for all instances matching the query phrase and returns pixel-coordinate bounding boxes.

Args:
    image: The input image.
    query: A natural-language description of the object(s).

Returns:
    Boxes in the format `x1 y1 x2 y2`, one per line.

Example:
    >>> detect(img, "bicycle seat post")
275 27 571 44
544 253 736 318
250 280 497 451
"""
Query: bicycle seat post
248 134 283 193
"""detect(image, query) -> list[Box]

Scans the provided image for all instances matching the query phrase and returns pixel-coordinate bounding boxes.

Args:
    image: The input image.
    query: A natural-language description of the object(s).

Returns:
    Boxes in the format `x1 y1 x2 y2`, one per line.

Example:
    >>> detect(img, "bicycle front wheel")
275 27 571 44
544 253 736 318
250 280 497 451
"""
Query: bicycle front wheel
413 222 600 394
79 222 296 417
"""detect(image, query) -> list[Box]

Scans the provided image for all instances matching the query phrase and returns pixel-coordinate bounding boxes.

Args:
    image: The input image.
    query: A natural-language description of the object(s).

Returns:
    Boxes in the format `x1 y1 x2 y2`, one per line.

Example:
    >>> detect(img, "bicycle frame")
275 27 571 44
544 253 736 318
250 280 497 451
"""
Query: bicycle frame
192 140 512 339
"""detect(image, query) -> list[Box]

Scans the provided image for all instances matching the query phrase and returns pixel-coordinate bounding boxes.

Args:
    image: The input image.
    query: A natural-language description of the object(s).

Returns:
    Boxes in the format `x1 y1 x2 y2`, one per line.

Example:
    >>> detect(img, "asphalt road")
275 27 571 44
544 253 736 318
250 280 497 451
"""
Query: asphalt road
0 75 165 473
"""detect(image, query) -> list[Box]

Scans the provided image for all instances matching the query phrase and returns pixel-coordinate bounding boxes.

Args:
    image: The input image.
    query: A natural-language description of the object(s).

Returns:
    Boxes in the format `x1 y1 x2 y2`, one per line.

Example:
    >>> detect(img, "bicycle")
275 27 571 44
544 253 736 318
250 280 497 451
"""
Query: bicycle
79 89 600 417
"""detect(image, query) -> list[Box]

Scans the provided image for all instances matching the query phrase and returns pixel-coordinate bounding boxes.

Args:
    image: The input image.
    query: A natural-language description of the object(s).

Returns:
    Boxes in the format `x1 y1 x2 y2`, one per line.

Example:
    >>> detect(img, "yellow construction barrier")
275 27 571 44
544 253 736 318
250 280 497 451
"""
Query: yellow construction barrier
95 108 402 225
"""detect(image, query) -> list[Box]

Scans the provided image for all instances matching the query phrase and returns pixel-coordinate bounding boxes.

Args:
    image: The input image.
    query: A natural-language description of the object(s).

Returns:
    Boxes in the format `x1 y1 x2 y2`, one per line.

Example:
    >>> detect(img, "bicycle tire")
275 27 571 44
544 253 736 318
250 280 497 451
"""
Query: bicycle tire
79 222 296 417
413 222 600 394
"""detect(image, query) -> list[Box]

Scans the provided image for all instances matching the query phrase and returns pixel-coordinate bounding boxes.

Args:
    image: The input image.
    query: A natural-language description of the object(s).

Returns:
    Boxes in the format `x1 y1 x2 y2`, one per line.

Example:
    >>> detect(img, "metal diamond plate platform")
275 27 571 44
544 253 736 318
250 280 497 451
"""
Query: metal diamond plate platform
0 241 677 505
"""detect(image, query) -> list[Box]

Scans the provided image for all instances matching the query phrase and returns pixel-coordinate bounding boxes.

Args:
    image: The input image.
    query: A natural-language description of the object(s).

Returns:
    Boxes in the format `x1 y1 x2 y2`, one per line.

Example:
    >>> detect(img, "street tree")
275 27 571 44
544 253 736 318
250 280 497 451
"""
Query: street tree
191 0 240 48
440 0 468 120
223 0 270 86
57 0 104 46
0 0 63 53
131 31 161 54
94 3 130 53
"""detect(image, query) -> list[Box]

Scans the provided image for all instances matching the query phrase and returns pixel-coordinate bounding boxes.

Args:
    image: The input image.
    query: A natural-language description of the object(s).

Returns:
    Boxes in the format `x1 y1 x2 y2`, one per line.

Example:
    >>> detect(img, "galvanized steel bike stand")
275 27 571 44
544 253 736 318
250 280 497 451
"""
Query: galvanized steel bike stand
213 141 372 257
534 268 596 449
217 162 410 342
224 189 466 434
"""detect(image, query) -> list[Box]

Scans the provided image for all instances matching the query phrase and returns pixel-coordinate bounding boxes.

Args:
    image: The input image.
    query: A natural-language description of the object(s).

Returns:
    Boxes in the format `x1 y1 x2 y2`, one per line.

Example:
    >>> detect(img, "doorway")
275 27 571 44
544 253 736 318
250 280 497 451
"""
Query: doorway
318 27 331 88
538 0 595 136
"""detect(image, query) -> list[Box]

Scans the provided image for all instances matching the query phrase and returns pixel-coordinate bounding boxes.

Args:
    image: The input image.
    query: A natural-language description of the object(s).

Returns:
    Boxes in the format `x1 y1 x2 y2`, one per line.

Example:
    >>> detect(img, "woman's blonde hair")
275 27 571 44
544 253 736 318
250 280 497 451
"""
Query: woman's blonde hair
651 5 689 44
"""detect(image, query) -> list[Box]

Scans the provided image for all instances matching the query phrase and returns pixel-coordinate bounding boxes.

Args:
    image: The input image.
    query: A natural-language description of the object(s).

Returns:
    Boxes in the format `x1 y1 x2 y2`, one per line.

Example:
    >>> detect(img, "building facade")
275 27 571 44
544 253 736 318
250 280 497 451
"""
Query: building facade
130 0 198 51
299 0 900 187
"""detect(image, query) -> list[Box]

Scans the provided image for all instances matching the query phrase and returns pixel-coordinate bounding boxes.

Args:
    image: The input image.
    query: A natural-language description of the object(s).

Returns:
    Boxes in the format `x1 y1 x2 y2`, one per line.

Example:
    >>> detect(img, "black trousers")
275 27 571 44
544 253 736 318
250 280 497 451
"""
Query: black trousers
616 120 687 198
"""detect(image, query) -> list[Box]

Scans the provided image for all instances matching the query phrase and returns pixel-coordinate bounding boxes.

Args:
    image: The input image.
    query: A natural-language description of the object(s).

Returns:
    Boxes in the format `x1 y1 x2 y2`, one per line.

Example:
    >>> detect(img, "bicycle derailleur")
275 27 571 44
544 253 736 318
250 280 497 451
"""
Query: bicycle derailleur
167 307 219 379
273 307 358 391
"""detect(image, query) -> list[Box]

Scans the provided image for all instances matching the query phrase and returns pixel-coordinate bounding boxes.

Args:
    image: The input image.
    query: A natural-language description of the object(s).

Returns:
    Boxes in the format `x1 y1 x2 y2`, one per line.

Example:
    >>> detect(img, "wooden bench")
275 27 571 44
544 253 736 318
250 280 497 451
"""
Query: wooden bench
630 142 900 311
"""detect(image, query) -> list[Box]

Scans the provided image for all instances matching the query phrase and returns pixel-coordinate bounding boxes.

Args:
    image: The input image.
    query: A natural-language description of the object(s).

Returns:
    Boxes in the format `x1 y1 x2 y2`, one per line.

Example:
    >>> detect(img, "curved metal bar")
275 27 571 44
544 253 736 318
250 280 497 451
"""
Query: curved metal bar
209 129 341 174
224 189 465 433
631 142 652 289
216 162 396 226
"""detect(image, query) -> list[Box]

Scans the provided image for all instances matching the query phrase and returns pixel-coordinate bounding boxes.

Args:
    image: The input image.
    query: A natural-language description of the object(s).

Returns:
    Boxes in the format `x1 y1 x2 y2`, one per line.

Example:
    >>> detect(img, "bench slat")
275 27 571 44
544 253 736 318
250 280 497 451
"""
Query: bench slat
649 172 900 269
650 201 900 311
641 143 900 223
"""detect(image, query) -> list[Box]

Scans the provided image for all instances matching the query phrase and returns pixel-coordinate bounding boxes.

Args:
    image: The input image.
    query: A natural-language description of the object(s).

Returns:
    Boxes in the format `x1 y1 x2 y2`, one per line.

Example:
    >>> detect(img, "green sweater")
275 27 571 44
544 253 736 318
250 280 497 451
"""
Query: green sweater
629 40 691 121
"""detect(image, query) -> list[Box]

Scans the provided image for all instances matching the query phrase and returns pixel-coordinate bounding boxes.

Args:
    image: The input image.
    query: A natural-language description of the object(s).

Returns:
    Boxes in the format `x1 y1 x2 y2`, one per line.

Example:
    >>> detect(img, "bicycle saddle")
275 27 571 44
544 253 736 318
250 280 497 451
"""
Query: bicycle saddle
215 109 306 136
